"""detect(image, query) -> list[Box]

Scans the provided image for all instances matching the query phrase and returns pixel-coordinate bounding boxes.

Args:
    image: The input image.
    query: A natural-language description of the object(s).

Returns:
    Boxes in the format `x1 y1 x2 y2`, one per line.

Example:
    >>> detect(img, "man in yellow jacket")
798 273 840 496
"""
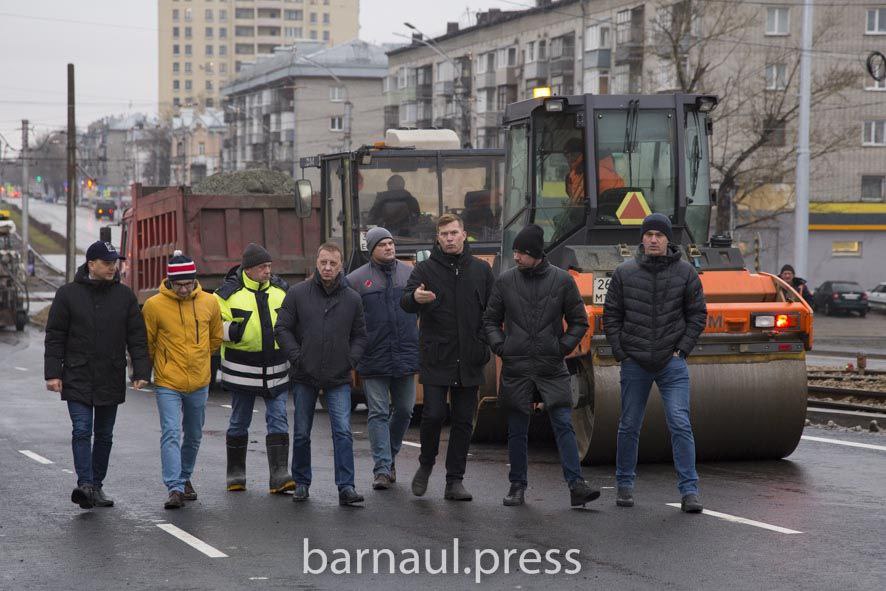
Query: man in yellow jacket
143 251 222 509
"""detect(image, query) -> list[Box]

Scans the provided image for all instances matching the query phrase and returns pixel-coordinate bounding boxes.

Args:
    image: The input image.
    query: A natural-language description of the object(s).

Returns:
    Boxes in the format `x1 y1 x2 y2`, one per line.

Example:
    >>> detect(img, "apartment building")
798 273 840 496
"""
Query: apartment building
170 108 226 185
220 39 387 175
386 0 886 285
158 0 360 117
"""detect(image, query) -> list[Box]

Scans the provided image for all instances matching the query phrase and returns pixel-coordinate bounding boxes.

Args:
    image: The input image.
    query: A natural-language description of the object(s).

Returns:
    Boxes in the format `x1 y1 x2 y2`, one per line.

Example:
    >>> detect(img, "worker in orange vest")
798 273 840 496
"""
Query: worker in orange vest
564 138 625 203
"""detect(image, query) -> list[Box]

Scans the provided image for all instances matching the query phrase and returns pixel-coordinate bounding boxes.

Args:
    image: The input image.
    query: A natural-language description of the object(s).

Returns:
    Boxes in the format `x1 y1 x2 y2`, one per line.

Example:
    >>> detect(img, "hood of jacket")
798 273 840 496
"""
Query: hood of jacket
158 278 204 301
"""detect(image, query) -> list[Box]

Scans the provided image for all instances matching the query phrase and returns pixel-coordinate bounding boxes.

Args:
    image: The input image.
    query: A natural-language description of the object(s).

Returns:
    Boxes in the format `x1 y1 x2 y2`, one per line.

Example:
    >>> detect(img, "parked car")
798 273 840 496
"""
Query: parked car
813 281 869 317
94 199 116 221
869 282 886 313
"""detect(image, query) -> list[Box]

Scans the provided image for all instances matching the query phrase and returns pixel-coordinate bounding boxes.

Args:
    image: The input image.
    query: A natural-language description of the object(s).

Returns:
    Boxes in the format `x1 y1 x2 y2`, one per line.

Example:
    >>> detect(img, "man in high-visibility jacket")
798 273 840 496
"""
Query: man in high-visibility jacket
215 243 294 494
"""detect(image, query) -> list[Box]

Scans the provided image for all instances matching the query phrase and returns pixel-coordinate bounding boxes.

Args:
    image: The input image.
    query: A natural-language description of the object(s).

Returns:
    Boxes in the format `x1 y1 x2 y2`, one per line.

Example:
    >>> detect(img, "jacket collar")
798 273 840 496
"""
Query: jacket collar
636 243 682 270
518 257 550 277
430 242 471 269
313 270 345 295
75 263 120 288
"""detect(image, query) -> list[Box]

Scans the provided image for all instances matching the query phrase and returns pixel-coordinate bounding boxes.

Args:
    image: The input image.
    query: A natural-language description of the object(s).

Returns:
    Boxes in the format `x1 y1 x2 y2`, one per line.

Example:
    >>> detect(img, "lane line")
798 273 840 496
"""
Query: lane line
156 523 228 558
14 367 28 371
801 435 886 452
665 504 802 534
401 441 420 448
61 469 74 474
18 450 53 464
219 404 257 413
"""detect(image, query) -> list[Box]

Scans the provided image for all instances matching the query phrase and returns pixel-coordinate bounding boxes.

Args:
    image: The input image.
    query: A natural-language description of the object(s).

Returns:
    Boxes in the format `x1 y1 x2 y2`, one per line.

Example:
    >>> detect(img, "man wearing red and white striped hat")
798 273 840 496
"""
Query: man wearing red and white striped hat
142 251 223 509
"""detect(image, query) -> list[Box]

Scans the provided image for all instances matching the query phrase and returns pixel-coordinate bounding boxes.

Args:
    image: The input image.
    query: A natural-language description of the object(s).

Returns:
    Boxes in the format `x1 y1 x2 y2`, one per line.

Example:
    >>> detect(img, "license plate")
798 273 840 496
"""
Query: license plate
593 277 611 306
843 294 859 300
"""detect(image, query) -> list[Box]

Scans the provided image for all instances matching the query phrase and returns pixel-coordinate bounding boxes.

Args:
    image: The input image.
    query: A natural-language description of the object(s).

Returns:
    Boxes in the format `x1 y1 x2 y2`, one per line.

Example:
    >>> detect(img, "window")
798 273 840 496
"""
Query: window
219 45 227 56
866 75 886 90
173 44 180 56
219 27 227 38
329 86 345 102
185 26 192 39
173 62 180 74
323 13 329 24
495 47 517 68
330 115 343 131
525 41 537 63
220 63 227 73
173 80 180 91
657 61 676 90
310 29 317 39
310 12 317 24
205 9 213 21
206 80 213 91
204 62 213 73
206 27 213 38
236 44 254 55
185 44 192 56
868 8 886 34
219 9 227 21
585 24 610 50
236 26 254 37
765 63 788 90
206 98 214 107
173 26 180 38
477 52 494 74
185 80 193 91
583 69 609 94
766 7 789 35
198 142 205 155
861 175 885 200
397 67 408 88
173 97 181 107
285 9 303 19
864 120 886 145
616 9 631 43
323 30 329 41
184 62 192 73
205 45 214 56
184 8 192 22
763 116 786 146
832 241 862 257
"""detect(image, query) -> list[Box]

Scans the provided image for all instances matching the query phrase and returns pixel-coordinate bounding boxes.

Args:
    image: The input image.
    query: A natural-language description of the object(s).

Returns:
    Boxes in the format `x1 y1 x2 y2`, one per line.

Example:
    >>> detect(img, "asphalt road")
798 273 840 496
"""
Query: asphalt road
11 198 121 252
2 326 885 590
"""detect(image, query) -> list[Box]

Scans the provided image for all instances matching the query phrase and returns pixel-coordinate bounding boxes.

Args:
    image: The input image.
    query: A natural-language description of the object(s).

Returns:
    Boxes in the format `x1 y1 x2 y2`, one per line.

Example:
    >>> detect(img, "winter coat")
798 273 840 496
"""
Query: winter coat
44 263 151 406
483 259 589 412
603 244 707 373
142 280 223 393
790 277 813 304
214 266 290 396
274 272 368 390
346 259 419 378
401 243 494 387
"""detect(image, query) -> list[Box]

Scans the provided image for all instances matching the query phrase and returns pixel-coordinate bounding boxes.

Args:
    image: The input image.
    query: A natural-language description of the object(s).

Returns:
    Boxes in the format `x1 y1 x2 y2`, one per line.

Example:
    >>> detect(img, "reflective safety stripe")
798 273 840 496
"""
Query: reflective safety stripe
222 373 290 388
223 321 234 342
221 359 289 375
266 375 289 389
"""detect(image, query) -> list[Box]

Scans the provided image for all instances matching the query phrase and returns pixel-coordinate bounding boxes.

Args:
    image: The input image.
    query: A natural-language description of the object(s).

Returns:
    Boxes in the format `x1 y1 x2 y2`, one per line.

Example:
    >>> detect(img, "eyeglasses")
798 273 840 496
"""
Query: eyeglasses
172 281 196 290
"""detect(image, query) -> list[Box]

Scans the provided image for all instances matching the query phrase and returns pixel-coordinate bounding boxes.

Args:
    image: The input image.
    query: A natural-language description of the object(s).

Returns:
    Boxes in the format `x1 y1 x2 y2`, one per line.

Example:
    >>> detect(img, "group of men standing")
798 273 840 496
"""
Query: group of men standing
44 211 707 514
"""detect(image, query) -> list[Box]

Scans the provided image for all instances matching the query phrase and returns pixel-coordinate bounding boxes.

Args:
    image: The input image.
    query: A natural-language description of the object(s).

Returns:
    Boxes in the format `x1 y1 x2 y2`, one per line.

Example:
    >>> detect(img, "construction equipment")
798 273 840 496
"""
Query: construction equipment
472 93 813 463
0 211 29 331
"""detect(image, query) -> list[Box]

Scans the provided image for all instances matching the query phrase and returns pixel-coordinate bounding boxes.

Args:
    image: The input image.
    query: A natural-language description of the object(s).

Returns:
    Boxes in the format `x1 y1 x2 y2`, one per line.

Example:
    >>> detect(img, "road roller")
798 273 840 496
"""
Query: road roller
472 92 814 464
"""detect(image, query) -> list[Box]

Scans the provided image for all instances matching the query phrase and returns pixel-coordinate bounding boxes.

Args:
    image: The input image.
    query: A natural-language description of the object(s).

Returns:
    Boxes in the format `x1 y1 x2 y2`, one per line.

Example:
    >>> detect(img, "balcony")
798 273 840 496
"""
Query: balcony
479 110 502 128
495 66 518 87
384 89 402 107
523 61 549 81
584 49 611 69
549 55 575 78
434 80 454 95
476 71 497 89
416 81 432 100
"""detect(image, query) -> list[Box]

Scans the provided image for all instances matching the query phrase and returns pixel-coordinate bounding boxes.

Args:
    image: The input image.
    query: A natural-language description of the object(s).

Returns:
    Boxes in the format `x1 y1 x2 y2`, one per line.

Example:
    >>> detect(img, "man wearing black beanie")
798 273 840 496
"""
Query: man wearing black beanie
603 213 707 513
483 224 601 507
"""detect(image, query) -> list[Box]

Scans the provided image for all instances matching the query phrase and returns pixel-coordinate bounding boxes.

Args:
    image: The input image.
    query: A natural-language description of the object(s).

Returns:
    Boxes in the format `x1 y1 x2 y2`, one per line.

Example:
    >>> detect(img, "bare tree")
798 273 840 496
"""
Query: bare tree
650 0 857 235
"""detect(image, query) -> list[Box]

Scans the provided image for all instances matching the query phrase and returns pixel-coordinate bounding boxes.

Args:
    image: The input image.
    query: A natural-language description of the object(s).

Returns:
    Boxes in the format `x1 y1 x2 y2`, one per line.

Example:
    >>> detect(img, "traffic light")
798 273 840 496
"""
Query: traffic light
86 178 95 189
35 175 42 183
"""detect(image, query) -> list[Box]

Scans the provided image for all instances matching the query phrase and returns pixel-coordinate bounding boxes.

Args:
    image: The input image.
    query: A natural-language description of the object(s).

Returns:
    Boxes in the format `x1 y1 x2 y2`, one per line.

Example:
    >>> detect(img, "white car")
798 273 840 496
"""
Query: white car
870 282 886 312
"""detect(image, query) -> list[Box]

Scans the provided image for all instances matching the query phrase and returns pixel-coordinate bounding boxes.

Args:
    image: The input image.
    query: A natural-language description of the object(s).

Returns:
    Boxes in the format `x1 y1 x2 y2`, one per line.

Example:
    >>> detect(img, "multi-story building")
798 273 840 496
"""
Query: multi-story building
81 114 154 198
158 0 360 117
170 108 226 185
386 0 886 286
220 39 388 176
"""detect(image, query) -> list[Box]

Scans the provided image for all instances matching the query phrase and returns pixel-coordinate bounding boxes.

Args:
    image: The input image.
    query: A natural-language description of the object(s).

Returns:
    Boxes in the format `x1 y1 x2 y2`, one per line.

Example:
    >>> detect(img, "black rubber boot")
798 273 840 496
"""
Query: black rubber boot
569 479 601 507
226 435 248 491
503 483 526 506
444 480 473 501
266 433 295 494
411 464 432 497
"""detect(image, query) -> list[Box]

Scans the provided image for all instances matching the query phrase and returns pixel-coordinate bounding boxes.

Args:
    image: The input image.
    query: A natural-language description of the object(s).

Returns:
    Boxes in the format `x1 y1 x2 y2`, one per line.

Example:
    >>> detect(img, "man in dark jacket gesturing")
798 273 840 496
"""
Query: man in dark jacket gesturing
274 242 368 506
44 241 151 509
484 225 600 507
401 213 494 501
603 213 707 513
346 227 419 491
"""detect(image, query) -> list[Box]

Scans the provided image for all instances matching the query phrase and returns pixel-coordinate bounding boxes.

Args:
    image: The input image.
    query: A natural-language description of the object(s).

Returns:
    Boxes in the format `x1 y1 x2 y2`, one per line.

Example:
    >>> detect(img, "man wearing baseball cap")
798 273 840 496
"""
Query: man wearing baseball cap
45 241 151 510
142 251 223 509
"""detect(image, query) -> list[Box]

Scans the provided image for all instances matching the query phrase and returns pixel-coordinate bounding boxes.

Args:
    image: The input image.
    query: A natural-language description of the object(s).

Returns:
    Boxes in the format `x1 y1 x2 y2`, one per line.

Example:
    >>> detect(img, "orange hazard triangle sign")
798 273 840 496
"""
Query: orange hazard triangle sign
615 191 652 225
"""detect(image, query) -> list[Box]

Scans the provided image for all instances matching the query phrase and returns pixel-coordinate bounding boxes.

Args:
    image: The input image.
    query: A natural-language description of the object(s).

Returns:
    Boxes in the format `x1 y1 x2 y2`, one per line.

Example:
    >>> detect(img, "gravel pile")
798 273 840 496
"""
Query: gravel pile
191 169 295 195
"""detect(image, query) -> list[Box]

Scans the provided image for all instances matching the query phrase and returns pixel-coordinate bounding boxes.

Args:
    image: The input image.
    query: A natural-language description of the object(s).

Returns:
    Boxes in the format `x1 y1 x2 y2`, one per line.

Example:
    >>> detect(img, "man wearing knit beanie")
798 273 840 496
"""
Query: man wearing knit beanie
483 224 600 507
603 213 707 513
142 250 223 509
242 242 272 269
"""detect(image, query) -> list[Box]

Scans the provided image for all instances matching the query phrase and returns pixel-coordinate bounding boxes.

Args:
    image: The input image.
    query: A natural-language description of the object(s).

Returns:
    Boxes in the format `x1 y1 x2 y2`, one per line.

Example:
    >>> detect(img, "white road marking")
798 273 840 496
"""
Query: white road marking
156 523 228 558
18 450 53 464
801 435 886 452
14 367 28 372
602 486 615 489
665 504 802 534
401 441 420 448
249 577 269 581
61 469 74 474
218 404 256 413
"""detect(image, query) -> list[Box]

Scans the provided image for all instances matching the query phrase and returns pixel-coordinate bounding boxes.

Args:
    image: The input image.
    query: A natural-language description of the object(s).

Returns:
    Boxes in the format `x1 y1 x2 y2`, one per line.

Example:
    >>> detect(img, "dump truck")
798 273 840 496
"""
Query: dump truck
471 93 813 463
0 211 29 331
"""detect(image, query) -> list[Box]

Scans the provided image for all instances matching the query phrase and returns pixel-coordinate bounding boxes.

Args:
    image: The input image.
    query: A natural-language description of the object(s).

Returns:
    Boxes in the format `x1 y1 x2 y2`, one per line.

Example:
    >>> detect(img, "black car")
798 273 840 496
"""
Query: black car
813 281 869 317
94 199 116 221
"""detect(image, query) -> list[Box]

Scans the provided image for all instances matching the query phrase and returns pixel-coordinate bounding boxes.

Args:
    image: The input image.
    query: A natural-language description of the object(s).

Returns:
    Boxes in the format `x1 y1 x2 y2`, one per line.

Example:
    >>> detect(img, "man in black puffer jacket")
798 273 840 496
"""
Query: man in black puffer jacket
484 224 600 508
603 213 707 513
401 213 494 502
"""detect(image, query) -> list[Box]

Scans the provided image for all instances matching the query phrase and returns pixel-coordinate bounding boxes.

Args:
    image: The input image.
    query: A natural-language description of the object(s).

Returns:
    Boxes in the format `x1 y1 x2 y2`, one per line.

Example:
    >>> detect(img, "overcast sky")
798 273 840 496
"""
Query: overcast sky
0 0 516 153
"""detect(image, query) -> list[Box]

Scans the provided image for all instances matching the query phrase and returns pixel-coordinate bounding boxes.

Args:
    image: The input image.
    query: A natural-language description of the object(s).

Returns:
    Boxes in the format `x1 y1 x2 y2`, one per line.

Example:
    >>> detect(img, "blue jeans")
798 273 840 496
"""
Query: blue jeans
363 376 416 476
508 406 583 486
155 386 209 493
616 356 699 496
67 401 118 488
291 383 355 491
226 389 289 438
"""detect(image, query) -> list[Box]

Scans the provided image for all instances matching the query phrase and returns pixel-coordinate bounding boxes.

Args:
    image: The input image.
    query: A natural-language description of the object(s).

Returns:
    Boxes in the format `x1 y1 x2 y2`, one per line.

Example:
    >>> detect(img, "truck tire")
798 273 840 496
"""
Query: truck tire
15 312 27 332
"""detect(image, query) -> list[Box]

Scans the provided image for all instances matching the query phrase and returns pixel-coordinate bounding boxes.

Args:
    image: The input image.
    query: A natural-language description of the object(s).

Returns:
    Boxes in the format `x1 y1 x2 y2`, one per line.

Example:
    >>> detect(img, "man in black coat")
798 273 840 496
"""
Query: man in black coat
274 242 368 506
603 213 707 513
44 241 151 510
778 264 813 304
401 213 494 501
483 225 600 507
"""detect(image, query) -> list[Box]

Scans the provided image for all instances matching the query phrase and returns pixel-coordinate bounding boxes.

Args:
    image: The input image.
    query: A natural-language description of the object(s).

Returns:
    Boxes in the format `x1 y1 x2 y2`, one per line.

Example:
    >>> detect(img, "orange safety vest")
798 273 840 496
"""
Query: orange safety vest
567 155 626 204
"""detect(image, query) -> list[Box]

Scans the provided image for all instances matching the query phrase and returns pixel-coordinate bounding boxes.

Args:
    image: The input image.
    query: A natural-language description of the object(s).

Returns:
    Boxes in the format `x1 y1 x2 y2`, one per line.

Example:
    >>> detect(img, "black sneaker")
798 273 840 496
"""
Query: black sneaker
292 484 310 502
569 479 601 507
616 487 634 507
71 485 94 510
411 464 432 497
372 473 392 490
91 486 115 507
183 480 197 501
444 480 473 501
503 483 526 506
164 490 184 510
681 493 703 513
339 487 365 506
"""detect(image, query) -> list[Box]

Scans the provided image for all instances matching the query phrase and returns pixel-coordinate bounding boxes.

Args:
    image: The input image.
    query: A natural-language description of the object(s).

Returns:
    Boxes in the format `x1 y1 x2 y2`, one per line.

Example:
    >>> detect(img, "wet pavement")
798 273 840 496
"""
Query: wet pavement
2 326 885 589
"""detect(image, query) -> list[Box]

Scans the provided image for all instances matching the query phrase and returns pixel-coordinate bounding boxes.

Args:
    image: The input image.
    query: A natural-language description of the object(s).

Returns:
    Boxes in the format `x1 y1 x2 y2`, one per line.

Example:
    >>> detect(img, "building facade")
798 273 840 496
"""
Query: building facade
170 108 226 185
81 114 156 199
158 0 360 117
220 39 387 176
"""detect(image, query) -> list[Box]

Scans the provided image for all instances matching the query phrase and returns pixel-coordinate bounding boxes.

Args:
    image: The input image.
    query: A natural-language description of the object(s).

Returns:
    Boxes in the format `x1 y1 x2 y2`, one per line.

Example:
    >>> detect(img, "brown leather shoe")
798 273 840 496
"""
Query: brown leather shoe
164 490 185 510
372 473 392 490
183 480 197 501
